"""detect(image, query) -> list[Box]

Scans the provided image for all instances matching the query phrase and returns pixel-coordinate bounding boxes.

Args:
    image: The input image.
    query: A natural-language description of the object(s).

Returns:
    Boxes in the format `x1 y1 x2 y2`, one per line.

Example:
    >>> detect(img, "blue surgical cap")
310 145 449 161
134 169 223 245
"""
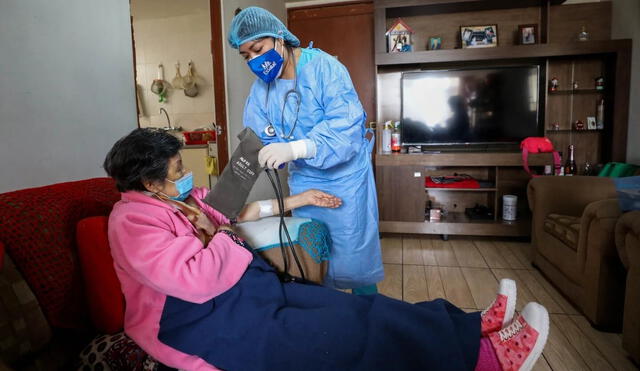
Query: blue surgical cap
228 7 300 49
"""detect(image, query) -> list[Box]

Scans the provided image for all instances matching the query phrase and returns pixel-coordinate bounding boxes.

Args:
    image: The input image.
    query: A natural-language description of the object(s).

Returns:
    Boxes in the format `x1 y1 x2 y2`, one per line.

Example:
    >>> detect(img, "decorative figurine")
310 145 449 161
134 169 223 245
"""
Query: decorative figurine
574 120 585 130
584 161 593 176
595 76 604 90
551 122 561 131
572 81 579 90
578 26 590 41
550 77 559 92
387 18 414 53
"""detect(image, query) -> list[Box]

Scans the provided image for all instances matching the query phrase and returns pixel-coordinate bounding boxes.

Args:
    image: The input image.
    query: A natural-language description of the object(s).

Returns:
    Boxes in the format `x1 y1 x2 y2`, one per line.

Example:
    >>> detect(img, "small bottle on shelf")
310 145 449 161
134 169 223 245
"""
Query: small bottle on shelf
556 151 564 176
381 121 392 153
564 145 577 176
391 121 401 153
596 98 605 129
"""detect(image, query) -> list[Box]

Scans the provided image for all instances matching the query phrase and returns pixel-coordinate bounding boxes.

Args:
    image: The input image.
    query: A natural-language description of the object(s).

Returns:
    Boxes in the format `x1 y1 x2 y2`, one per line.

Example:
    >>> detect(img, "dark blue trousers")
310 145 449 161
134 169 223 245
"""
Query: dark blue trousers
159 251 481 371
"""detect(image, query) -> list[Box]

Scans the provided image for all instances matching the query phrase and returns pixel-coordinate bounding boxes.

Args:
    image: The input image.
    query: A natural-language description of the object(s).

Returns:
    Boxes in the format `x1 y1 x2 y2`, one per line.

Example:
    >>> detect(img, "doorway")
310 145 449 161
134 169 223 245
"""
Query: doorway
129 0 228 187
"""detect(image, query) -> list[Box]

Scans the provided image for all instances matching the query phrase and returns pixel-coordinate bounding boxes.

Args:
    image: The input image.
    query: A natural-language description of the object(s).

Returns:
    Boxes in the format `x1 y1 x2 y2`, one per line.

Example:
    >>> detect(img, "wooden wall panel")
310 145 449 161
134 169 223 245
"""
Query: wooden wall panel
549 2 611 43
288 2 376 122
389 7 540 51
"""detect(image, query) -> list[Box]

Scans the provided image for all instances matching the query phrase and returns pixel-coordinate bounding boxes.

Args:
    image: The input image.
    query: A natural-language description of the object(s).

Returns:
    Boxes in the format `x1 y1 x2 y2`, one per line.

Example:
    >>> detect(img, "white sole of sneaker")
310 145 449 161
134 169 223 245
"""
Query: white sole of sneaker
519 303 550 371
501 279 517 328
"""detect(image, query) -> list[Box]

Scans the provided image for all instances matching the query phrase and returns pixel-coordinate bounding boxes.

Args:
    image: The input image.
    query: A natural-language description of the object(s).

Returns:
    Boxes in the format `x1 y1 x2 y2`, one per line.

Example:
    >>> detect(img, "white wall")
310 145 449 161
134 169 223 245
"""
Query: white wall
611 0 640 164
221 0 289 202
0 0 138 193
132 0 216 131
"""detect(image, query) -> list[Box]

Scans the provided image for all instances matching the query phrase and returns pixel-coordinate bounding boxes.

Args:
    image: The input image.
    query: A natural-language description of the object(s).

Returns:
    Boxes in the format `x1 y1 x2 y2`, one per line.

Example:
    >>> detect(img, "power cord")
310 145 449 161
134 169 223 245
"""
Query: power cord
265 168 306 282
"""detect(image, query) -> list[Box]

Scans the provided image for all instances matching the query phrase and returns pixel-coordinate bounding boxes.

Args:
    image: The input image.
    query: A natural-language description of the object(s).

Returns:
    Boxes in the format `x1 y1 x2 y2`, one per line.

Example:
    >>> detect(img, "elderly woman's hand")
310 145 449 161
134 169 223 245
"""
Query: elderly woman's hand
188 214 217 236
302 190 342 209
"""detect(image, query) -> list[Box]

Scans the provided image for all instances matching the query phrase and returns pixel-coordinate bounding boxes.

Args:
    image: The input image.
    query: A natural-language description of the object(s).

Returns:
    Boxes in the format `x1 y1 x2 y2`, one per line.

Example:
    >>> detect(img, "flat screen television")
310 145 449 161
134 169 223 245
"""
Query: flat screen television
401 66 541 147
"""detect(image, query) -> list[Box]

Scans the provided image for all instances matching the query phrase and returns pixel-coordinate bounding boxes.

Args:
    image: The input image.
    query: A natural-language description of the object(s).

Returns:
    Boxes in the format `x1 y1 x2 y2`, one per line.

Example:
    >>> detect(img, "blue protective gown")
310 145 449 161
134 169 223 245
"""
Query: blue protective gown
243 47 384 289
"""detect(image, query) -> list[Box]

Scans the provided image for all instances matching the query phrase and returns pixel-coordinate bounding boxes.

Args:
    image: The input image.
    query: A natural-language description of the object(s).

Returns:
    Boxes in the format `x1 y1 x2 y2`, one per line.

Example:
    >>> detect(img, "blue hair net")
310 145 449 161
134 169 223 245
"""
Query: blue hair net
228 7 300 49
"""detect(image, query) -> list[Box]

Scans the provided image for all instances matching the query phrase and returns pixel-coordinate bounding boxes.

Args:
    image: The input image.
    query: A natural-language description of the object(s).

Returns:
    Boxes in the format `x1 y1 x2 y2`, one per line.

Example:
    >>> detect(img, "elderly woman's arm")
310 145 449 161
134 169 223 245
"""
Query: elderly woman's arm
236 190 341 223
109 209 253 304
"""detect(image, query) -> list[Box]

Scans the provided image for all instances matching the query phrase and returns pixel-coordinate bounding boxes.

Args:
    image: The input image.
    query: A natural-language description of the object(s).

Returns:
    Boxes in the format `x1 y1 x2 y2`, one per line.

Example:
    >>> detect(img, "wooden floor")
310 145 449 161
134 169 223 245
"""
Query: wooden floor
377 235 638 371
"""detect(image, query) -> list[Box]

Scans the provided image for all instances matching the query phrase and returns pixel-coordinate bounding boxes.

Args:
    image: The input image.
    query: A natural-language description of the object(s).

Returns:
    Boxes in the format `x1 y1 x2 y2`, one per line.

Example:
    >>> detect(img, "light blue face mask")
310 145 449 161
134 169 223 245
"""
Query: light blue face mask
166 172 193 202
247 44 284 83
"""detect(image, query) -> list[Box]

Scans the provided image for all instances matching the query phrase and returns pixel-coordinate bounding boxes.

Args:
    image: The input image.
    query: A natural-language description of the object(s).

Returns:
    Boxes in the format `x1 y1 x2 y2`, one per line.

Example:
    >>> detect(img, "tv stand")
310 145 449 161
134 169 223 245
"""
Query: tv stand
375 151 555 237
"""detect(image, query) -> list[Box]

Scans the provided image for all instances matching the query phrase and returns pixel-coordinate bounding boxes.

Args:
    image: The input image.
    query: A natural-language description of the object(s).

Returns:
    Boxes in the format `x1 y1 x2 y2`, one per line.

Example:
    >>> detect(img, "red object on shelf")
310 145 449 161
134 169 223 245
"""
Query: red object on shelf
425 177 480 189
183 130 216 145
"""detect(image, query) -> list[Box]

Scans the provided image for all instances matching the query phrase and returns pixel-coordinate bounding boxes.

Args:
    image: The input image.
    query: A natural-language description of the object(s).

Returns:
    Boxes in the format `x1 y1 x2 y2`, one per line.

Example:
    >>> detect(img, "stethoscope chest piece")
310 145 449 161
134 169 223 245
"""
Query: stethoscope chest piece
265 124 276 137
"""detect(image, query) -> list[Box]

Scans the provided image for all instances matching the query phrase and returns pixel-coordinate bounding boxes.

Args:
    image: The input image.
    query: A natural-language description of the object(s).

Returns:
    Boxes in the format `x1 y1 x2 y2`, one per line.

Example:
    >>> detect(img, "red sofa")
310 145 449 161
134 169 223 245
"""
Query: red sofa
0 178 162 370
0 177 331 370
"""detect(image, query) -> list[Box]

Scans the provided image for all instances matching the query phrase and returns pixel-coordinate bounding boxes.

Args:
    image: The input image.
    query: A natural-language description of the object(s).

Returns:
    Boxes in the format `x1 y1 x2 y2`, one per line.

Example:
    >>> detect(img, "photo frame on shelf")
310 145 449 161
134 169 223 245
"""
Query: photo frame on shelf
518 24 538 45
428 37 442 50
587 116 597 130
460 25 498 48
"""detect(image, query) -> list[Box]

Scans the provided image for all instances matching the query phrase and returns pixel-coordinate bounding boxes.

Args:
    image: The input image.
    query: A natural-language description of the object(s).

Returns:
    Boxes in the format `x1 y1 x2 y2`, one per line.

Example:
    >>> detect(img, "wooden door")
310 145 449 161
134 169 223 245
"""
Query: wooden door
210 0 229 171
287 2 376 123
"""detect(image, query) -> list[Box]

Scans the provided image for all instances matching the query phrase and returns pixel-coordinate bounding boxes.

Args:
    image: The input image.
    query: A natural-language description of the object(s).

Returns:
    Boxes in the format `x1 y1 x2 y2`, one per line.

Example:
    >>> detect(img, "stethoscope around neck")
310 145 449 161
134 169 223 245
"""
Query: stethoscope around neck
264 45 302 140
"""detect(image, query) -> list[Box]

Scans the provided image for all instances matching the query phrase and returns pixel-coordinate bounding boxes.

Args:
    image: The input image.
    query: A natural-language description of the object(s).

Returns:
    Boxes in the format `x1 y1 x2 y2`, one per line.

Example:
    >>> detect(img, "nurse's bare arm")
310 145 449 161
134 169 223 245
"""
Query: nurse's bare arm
236 190 342 223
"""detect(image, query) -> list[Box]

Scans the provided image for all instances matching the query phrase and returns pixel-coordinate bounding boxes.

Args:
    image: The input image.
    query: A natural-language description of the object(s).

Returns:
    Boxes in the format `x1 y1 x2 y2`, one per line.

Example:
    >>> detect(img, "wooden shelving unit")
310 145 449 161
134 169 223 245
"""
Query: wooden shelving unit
373 0 631 237
375 40 630 65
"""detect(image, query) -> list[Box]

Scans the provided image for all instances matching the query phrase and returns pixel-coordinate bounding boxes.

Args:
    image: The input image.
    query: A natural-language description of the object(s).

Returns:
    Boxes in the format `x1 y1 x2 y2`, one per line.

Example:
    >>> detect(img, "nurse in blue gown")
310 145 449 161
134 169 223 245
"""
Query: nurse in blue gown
228 7 383 293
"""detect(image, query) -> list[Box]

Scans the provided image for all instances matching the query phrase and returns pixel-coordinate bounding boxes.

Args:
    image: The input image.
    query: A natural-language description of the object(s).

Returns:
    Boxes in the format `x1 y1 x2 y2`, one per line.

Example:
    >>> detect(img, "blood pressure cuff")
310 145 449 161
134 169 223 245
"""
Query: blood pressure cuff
203 128 263 219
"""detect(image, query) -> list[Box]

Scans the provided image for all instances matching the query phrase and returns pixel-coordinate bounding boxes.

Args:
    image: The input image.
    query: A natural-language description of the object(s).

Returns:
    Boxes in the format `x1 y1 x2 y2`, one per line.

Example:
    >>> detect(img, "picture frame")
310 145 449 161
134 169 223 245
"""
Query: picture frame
587 116 597 130
518 24 538 45
428 37 442 50
460 25 498 48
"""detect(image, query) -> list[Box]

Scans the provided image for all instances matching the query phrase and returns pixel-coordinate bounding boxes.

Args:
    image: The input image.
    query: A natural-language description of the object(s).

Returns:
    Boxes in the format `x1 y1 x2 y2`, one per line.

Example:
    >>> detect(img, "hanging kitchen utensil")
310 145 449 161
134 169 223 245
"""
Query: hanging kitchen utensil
183 61 199 98
171 62 184 90
150 64 168 103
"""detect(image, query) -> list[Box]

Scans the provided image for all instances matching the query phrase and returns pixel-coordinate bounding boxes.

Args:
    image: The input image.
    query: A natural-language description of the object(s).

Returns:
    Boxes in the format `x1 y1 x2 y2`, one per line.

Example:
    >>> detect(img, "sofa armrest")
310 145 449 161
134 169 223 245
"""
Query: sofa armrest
579 198 625 328
528 177 617 254
616 211 640 269
527 176 617 217
579 199 622 261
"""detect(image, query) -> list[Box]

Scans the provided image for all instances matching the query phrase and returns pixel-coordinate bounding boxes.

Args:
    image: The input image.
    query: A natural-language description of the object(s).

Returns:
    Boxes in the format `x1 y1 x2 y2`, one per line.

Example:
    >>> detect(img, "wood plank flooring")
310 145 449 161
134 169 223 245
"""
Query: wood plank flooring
378 235 638 371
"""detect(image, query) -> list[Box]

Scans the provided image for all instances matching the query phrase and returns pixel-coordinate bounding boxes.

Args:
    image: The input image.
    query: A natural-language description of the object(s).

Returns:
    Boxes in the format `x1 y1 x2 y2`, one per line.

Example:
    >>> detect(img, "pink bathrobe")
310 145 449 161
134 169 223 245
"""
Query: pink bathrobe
108 187 253 371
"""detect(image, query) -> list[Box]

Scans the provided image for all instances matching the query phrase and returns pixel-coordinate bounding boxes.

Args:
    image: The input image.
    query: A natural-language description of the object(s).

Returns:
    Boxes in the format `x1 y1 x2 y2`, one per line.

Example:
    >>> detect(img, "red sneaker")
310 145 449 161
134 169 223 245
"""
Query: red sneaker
488 302 549 371
481 278 516 336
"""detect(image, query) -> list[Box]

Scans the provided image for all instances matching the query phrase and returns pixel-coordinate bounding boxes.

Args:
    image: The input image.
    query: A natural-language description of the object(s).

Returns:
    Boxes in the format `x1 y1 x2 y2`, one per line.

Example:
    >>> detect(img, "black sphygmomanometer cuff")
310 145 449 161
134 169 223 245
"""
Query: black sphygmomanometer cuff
203 128 264 219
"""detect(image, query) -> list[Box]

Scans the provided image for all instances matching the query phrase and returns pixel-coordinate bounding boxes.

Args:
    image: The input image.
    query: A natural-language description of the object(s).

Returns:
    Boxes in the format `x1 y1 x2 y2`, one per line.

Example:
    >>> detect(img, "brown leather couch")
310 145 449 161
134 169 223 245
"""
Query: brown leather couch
616 210 640 363
528 176 626 329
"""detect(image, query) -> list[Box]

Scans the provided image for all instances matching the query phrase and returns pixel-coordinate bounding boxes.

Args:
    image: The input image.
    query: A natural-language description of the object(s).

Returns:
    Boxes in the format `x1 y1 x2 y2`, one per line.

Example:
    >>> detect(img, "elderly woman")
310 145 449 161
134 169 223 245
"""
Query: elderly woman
105 128 549 371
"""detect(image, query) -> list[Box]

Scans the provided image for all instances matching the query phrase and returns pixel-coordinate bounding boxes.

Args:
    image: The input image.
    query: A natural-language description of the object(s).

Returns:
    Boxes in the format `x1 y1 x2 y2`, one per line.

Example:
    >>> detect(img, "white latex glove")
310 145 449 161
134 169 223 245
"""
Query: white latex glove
258 140 313 169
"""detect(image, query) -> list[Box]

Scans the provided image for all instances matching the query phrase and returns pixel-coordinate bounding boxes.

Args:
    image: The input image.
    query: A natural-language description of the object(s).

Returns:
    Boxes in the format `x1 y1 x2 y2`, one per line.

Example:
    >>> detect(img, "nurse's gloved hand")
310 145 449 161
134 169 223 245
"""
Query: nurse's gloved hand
258 140 314 169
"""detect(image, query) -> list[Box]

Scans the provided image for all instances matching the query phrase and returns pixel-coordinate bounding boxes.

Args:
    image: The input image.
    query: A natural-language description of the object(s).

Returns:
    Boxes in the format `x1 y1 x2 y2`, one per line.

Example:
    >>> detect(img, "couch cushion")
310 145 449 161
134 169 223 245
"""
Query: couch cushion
0 178 120 329
77 332 166 371
544 213 581 250
76 216 125 334
0 244 52 364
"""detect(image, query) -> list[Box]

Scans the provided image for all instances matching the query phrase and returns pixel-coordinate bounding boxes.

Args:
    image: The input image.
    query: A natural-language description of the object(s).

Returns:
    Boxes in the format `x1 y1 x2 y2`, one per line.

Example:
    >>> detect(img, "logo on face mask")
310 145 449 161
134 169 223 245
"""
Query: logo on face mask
261 60 277 75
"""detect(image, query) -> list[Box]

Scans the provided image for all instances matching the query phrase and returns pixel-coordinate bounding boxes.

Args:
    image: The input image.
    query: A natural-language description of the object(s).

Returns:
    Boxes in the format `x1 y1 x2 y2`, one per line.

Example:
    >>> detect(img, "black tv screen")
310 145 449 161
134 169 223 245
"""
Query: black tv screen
401 66 540 146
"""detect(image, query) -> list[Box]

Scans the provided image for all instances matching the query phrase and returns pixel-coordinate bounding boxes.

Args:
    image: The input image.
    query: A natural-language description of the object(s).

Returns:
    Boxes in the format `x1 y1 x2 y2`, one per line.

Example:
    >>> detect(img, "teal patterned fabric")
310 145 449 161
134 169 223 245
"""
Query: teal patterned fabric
254 220 331 264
